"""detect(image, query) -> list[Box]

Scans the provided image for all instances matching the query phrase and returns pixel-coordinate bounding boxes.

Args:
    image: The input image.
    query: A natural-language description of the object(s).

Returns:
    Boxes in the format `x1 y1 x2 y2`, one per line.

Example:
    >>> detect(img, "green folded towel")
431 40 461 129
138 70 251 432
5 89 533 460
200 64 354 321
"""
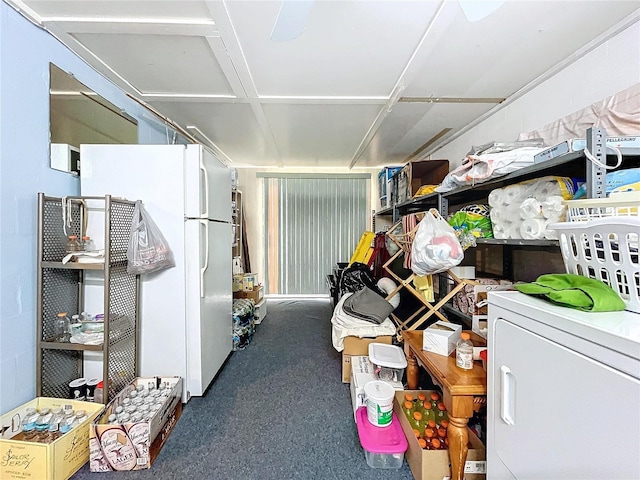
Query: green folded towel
514 274 626 312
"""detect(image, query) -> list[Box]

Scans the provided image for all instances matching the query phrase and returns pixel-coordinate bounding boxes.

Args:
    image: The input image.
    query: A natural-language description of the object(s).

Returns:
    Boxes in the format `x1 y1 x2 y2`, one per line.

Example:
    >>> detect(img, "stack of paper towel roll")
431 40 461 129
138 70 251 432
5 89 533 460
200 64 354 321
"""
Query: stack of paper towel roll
488 177 571 240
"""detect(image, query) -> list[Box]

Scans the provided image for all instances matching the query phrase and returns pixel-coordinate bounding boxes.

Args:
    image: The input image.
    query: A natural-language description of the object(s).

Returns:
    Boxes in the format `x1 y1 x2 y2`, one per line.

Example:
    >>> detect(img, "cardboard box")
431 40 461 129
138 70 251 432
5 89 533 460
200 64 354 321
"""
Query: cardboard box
233 285 264 304
89 376 182 471
422 321 462 356
471 315 489 340
242 273 257 292
390 159 449 205
394 390 486 480
341 336 393 383
452 279 513 317
0 398 104 480
533 140 571 163
232 274 243 292
349 356 404 420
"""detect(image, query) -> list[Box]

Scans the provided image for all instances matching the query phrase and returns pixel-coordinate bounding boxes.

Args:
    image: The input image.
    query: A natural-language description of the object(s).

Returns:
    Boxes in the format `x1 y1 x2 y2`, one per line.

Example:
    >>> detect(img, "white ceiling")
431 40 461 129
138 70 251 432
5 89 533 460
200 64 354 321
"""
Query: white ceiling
10 0 640 168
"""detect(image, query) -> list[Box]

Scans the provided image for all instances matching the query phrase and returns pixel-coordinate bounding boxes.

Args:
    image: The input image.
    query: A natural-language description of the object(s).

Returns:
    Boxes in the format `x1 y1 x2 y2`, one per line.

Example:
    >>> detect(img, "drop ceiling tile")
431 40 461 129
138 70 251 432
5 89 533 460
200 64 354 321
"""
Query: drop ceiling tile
149 101 274 164
24 0 212 19
404 1 640 99
262 103 382 166
225 0 441 97
359 102 496 167
72 33 233 95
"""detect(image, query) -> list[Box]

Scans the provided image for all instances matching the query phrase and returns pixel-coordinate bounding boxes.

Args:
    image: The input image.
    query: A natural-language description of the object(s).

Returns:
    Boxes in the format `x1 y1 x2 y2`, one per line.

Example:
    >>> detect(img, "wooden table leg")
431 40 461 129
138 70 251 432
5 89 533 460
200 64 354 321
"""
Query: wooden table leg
447 414 470 480
405 345 419 390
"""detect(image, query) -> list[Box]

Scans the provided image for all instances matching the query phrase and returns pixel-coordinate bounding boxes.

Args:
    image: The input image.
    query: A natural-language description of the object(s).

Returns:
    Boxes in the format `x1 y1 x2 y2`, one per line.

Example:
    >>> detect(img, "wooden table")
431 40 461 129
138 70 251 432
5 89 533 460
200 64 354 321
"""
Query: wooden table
403 330 487 480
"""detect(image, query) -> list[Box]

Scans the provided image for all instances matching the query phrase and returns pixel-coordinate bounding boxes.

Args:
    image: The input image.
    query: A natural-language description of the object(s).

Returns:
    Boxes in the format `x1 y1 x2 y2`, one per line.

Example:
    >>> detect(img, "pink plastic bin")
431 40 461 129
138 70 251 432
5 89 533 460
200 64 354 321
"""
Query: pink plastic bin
355 407 408 469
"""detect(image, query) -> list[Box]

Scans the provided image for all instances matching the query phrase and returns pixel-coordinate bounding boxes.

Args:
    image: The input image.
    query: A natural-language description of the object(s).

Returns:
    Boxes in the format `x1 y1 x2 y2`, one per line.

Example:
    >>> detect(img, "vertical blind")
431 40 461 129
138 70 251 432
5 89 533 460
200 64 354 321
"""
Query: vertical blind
262 174 369 295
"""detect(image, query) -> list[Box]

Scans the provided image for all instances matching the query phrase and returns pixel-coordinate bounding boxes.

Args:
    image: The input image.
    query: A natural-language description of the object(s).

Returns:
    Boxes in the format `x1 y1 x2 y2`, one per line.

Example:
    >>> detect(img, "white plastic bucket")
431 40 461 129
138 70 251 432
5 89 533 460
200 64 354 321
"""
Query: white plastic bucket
364 380 395 427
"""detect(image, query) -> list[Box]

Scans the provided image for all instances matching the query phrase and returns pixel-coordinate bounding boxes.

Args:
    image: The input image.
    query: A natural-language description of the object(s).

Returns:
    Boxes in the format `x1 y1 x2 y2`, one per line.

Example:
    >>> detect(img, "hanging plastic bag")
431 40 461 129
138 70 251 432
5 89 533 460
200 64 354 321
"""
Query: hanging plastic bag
127 201 175 275
411 209 464 276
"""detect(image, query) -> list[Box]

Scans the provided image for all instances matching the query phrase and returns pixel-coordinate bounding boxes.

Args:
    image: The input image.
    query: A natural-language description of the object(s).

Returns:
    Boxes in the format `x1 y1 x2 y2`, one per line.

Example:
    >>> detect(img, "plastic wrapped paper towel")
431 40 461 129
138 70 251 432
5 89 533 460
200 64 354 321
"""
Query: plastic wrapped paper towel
519 198 544 219
519 218 546 239
488 176 580 239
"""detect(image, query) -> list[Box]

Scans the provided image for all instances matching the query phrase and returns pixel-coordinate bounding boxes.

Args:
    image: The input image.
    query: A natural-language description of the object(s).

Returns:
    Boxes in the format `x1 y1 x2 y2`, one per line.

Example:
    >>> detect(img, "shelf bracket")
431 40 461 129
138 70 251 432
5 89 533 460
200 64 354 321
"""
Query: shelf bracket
585 127 607 199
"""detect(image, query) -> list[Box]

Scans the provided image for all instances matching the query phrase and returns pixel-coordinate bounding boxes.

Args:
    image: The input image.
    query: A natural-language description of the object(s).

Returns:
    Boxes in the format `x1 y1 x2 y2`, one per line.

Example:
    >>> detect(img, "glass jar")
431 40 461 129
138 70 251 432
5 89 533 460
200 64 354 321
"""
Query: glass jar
65 235 81 254
81 235 96 251
54 312 71 342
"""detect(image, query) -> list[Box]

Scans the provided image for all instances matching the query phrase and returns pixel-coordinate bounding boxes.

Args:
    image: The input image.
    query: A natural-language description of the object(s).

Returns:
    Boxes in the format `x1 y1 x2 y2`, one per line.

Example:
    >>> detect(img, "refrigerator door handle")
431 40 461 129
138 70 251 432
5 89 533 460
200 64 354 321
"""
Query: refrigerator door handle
500 365 516 425
200 155 209 219
200 219 209 298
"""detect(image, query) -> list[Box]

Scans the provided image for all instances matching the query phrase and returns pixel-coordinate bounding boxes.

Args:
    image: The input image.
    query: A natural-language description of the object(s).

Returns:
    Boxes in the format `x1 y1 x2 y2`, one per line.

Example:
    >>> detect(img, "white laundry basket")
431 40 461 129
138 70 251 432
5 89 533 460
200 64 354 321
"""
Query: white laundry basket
563 191 640 222
549 217 640 313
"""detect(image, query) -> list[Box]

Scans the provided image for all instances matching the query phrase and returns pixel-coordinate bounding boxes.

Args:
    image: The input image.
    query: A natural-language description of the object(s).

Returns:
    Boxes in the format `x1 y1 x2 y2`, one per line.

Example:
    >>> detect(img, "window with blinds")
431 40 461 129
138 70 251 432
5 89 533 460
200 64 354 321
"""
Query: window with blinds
262 174 370 295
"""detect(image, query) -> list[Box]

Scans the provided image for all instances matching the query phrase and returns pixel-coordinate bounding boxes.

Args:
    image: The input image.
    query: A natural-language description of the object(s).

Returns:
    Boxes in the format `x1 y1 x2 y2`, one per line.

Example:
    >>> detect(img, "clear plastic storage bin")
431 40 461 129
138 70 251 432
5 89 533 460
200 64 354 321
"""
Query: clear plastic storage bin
356 407 407 469
368 343 407 383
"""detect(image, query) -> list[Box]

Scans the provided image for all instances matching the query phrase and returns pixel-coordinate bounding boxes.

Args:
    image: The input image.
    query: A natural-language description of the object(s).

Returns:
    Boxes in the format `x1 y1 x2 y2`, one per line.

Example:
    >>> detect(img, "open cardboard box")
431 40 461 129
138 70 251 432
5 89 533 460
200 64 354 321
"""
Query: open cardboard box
393 390 486 480
89 376 182 471
0 397 104 480
350 355 404 420
341 335 392 383
233 285 264 304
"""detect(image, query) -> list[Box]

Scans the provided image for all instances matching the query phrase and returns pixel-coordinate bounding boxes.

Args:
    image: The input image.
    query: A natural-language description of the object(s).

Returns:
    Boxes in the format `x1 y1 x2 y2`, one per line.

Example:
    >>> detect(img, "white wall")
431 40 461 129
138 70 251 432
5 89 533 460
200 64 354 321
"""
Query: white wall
431 19 640 168
236 167 379 291
0 3 180 412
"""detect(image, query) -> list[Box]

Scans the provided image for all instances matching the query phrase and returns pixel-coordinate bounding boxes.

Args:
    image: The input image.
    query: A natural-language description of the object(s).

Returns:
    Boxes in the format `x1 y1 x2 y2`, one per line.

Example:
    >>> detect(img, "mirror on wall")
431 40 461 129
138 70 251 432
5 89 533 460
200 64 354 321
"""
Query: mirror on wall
49 63 138 174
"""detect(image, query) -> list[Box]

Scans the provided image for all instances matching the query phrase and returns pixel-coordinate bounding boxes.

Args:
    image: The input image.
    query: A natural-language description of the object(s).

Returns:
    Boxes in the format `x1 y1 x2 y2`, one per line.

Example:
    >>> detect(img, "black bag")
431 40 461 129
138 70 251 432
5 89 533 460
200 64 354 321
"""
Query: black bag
338 262 386 299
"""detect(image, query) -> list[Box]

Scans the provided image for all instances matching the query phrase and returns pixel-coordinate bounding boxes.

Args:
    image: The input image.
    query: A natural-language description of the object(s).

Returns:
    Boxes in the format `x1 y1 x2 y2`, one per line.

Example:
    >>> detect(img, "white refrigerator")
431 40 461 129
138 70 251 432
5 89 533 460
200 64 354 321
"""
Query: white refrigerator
80 144 232 402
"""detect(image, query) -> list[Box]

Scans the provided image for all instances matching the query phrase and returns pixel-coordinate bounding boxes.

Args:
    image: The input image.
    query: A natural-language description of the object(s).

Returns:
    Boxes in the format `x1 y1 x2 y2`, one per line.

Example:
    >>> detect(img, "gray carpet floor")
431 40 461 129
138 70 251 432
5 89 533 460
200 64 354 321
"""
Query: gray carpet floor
71 298 414 479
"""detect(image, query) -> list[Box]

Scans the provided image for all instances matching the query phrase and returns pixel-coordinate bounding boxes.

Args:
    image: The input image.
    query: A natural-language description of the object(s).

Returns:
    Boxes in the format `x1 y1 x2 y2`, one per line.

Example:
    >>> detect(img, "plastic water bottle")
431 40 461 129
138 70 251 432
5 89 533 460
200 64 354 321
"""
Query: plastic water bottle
456 332 474 370
20 408 38 441
34 408 52 442
402 400 415 420
429 392 440 411
435 402 449 427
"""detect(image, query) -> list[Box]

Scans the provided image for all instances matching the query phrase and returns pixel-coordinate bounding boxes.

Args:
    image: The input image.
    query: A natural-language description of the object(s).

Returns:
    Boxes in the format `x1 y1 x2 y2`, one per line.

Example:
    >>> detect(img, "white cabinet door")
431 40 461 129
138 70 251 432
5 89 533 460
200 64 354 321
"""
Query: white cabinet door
493 318 640 480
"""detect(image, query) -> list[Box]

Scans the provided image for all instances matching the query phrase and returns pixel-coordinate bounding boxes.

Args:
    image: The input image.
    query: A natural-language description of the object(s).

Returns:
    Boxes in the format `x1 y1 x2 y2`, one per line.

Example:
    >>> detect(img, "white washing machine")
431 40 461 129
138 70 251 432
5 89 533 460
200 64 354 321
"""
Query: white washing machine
487 291 639 479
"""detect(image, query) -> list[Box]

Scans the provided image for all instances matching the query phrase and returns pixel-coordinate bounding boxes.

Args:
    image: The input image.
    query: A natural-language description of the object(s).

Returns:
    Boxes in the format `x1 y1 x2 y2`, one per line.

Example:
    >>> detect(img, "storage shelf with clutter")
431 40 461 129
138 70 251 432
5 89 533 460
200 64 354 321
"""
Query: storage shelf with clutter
373 128 640 336
36 193 140 405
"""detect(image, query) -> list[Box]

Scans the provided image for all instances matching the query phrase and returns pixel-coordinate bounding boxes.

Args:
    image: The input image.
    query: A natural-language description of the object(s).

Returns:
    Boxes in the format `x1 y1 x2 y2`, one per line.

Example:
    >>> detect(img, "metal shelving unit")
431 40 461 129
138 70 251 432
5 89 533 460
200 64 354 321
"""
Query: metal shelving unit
36 193 140 404
372 127 640 328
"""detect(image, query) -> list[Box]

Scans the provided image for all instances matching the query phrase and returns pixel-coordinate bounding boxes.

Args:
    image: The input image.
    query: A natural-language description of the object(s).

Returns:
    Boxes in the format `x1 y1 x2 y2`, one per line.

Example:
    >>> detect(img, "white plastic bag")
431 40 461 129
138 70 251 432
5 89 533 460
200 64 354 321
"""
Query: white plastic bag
127 201 175 275
411 209 464 275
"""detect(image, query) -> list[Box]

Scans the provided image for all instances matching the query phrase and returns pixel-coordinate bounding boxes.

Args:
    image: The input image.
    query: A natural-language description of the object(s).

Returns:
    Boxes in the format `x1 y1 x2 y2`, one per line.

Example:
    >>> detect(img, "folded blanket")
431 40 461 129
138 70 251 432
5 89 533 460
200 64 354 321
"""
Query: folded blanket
514 273 625 312
342 286 394 324
331 293 396 351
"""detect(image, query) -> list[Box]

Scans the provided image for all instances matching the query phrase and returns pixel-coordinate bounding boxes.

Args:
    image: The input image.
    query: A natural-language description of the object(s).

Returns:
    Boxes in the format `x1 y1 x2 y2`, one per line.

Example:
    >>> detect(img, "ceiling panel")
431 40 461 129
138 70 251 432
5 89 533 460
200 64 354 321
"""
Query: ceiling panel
24 0 212 20
225 0 441 96
262 103 383 166
71 33 233 95
10 0 638 169
403 1 640 98
149 101 274 165
358 102 495 167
